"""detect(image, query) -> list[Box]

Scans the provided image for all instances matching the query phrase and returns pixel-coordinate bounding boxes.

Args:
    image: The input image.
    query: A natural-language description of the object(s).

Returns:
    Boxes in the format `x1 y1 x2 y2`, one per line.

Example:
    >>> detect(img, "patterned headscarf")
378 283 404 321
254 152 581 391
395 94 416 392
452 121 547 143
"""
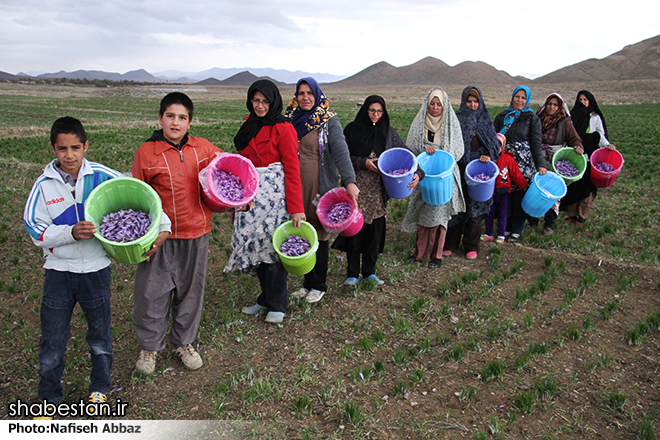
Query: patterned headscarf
536 93 570 144
284 77 336 140
455 86 500 167
499 85 534 135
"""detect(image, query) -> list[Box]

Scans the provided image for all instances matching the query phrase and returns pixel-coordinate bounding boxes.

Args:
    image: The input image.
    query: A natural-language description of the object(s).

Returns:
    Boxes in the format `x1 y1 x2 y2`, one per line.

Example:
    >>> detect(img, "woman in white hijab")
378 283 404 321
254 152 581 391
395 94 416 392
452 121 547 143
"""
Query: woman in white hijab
402 88 465 268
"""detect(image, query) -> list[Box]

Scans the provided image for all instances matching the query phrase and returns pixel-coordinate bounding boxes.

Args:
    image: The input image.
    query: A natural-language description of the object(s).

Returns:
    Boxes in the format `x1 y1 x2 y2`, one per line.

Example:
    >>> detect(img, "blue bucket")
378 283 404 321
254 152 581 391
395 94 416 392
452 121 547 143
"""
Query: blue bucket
377 148 418 199
465 159 498 202
521 172 567 218
417 150 455 205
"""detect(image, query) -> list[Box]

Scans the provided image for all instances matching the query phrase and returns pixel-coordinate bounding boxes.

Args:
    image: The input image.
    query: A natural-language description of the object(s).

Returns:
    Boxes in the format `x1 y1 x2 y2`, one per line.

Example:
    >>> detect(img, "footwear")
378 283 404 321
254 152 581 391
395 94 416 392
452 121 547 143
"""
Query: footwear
344 277 361 286
242 304 266 315
363 274 384 285
176 344 203 370
428 258 442 268
495 236 505 244
565 216 577 224
305 289 325 303
264 311 285 323
442 250 452 257
543 227 555 235
89 392 107 403
290 288 309 299
508 233 520 243
136 350 157 374
575 217 586 226
466 251 477 260
406 255 420 263
480 234 493 242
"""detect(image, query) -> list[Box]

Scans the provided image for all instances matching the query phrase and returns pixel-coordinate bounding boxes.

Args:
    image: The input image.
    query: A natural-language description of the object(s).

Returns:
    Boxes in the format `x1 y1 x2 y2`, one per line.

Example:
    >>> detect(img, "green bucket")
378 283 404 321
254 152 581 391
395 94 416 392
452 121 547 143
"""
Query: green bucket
552 147 587 185
272 221 319 275
85 177 162 264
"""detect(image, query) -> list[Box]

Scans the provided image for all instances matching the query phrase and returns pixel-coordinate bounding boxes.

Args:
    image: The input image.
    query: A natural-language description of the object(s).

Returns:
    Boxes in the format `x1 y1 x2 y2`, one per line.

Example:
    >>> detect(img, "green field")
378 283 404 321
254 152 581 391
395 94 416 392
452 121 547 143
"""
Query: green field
1 88 659 439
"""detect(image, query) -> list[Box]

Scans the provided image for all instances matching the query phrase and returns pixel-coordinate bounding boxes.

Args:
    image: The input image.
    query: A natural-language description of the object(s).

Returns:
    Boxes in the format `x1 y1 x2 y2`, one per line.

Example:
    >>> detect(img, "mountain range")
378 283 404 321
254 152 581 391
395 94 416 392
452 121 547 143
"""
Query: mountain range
3 34 660 86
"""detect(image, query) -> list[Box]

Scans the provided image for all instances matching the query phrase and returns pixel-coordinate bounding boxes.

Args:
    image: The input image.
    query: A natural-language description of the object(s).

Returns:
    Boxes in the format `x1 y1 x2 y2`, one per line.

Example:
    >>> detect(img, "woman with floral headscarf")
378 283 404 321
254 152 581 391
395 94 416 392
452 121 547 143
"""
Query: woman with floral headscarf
284 77 358 303
493 85 549 242
444 86 500 260
402 87 465 268
560 90 616 225
533 93 583 233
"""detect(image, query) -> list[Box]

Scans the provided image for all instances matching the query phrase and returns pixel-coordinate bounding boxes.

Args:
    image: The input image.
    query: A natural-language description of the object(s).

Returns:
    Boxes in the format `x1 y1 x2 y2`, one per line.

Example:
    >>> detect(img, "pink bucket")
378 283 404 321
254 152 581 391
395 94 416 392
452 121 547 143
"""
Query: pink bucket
590 148 624 188
317 187 363 237
200 154 259 212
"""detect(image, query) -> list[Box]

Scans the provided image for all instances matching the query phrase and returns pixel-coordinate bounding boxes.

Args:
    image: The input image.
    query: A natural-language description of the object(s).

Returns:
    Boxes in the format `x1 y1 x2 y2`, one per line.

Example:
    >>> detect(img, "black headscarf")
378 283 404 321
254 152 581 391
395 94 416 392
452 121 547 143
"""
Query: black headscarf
343 95 390 158
571 90 608 140
455 86 500 167
233 79 288 151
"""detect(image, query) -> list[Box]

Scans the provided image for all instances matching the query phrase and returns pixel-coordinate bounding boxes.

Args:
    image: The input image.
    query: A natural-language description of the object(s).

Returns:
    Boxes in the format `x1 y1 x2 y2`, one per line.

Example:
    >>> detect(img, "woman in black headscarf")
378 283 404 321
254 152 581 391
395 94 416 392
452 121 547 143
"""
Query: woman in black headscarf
444 86 500 260
560 90 617 225
225 79 305 324
332 95 422 285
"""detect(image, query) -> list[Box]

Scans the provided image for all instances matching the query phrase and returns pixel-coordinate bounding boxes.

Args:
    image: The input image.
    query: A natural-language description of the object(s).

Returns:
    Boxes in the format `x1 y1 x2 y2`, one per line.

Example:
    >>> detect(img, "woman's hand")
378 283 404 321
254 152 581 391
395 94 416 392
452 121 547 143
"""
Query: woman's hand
366 158 380 173
479 155 490 163
408 173 420 189
425 145 436 155
574 145 584 155
606 144 617 151
538 167 548 175
346 182 359 207
143 231 170 262
291 212 306 228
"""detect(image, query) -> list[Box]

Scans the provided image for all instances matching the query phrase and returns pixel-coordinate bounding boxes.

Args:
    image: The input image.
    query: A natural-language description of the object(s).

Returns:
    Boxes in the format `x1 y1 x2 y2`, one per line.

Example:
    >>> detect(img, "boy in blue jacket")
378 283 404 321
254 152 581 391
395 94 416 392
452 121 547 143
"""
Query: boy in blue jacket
23 116 122 407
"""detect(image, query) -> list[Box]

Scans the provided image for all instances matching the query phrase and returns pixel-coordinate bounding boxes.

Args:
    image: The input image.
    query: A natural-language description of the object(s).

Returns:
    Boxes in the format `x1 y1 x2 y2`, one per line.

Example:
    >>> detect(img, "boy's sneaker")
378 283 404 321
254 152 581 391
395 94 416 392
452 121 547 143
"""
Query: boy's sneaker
176 344 203 371
290 288 309 299
480 234 493 242
343 277 361 286
135 350 157 374
305 289 325 303
242 304 266 315
495 236 505 244
89 392 107 403
508 233 520 243
364 274 384 285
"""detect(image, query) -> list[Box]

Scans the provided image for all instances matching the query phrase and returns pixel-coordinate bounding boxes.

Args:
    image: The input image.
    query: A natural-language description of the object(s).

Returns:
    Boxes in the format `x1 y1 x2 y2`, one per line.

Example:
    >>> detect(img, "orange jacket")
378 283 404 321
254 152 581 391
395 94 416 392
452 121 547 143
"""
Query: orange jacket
132 132 222 239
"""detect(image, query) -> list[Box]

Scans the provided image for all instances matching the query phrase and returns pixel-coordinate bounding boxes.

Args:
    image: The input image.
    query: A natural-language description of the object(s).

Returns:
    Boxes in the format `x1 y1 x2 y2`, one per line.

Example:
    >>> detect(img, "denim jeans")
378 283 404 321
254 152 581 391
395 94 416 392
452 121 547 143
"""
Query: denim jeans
39 267 112 403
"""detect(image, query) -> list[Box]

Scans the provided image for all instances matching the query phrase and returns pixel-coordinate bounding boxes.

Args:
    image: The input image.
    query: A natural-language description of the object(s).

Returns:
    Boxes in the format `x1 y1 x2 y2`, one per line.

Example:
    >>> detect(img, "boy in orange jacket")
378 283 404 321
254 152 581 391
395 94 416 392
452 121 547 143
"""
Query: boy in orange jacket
131 92 222 374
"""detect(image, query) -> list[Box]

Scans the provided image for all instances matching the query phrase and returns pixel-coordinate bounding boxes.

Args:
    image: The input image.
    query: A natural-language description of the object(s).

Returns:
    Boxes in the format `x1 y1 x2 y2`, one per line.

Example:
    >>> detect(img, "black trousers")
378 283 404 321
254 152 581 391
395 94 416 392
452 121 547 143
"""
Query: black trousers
444 215 482 253
304 240 329 292
256 261 289 313
345 217 385 278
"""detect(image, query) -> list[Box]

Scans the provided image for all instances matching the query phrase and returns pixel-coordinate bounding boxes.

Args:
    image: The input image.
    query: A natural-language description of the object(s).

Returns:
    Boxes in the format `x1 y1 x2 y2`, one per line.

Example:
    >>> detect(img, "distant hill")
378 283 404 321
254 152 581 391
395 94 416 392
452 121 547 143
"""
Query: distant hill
534 34 660 83
335 57 523 86
196 71 284 87
36 69 160 82
0 71 29 81
156 67 344 84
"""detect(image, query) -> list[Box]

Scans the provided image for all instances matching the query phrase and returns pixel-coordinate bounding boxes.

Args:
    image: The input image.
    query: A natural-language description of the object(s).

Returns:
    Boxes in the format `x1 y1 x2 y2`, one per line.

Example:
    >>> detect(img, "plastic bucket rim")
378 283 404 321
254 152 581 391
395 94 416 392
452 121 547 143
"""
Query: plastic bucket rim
465 159 498 186
273 220 320 262
86 177 162 248
205 154 259 208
